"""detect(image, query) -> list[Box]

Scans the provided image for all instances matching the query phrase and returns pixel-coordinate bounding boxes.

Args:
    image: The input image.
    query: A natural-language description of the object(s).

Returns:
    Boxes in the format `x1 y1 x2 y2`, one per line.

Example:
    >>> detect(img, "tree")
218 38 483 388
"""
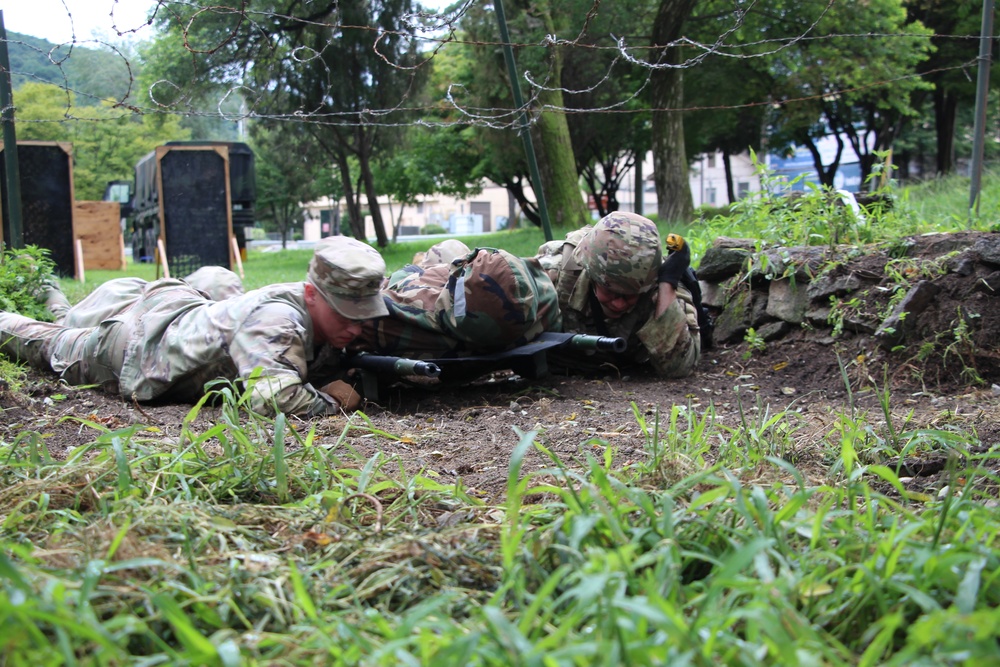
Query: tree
649 0 698 223
682 4 771 204
143 1 431 247
375 125 486 240
904 0 991 174
13 82 188 199
560 2 655 218
456 0 590 231
762 0 933 187
6 31 136 103
517 0 591 228
251 126 337 248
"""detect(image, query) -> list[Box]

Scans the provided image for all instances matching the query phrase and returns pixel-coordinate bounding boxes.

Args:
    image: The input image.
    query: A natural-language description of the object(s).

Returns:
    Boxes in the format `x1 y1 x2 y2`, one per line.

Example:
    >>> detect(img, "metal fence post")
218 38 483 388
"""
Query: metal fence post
494 0 553 242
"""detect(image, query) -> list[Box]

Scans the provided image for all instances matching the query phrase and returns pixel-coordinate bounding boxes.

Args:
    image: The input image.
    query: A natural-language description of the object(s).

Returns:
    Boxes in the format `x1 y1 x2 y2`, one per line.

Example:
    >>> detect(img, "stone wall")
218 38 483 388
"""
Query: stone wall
696 232 1000 356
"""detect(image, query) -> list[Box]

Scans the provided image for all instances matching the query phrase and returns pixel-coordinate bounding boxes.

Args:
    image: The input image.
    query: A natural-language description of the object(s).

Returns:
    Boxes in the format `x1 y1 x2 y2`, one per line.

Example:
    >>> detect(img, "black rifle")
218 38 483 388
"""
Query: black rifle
680 267 715 350
342 352 441 401
342 333 627 401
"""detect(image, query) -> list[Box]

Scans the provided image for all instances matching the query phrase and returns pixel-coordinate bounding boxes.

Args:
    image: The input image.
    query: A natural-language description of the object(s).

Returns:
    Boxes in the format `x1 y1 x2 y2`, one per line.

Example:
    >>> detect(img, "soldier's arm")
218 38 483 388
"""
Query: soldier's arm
636 292 700 379
228 307 343 416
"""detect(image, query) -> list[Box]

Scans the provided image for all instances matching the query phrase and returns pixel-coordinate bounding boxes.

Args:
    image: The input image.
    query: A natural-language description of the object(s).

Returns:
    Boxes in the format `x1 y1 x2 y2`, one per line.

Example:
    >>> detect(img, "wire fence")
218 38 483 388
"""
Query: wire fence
0 0 989 131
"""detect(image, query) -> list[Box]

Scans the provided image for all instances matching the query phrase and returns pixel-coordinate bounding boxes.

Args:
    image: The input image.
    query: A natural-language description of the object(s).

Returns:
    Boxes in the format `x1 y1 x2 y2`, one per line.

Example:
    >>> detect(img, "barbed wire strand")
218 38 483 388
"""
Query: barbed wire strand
0 0 988 131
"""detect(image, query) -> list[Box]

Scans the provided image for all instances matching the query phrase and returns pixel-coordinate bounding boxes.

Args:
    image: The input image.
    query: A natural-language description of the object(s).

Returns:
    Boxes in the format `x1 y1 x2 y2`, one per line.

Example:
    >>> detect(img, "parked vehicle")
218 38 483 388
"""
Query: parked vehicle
127 141 256 269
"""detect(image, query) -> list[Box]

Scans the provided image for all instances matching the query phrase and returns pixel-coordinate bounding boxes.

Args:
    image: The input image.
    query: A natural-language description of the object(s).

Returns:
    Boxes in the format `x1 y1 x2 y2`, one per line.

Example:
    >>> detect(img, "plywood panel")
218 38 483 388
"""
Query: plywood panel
73 201 125 271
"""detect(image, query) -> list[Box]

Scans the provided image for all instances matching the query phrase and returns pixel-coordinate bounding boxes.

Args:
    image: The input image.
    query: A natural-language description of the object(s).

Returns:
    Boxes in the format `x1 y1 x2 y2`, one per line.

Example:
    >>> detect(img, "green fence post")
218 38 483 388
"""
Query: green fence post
494 0 553 242
0 11 24 249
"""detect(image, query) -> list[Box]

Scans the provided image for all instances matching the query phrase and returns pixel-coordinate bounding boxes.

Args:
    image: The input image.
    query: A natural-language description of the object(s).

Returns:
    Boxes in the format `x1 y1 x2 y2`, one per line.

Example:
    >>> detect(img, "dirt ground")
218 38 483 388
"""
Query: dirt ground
2 232 999 501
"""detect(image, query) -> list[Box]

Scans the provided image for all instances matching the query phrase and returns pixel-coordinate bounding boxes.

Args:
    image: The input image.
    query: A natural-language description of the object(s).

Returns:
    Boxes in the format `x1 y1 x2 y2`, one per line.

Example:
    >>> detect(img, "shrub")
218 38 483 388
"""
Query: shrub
422 223 449 235
0 245 58 321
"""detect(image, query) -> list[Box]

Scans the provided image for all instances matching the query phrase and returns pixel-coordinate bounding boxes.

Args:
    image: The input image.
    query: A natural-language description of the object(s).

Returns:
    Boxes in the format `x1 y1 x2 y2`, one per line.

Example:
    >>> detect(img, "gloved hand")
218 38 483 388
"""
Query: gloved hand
319 380 363 411
657 233 690 287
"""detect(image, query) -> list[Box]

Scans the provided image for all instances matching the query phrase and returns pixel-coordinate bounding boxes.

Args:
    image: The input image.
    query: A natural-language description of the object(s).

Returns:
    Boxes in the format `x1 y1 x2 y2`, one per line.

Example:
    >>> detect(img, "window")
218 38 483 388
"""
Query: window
705 187 717 205
737 182 751 199
707 154 716 169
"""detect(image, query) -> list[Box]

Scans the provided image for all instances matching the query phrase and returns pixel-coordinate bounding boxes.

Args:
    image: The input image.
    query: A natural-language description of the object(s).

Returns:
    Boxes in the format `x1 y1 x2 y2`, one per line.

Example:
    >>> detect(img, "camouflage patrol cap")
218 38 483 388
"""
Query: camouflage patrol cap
421 239 472 267
307 237 389 320
185 266 245 301
574 212 661 295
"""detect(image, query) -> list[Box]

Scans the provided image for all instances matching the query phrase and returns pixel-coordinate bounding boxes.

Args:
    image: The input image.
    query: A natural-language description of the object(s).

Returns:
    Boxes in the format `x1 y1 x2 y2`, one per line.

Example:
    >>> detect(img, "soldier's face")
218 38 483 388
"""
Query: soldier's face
306 283 365 348
593 283 639 319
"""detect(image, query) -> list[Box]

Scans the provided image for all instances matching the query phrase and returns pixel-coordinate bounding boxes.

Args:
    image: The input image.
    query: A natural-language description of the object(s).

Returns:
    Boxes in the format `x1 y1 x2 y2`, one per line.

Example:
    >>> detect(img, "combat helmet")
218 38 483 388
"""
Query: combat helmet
574 212 661 294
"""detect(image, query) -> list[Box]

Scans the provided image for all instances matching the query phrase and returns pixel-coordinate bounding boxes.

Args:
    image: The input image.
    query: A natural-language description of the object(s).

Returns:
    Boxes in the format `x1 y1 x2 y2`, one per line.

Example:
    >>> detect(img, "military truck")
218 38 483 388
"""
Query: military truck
128 141 256 273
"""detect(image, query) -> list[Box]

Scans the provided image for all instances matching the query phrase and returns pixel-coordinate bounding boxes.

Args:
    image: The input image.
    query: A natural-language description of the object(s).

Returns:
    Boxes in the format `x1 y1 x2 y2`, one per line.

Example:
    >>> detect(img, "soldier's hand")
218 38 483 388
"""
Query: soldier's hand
658 233 690 287
320 380 363 411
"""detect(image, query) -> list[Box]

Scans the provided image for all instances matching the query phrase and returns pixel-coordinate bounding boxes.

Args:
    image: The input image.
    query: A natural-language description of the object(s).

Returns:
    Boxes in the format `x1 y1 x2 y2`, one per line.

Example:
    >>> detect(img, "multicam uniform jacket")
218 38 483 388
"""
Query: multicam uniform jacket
52 279 340 416
536 227 701 378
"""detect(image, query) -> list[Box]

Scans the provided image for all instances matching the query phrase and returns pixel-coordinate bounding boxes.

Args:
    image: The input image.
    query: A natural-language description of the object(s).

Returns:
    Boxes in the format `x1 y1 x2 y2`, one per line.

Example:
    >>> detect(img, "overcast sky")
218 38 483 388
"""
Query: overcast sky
0 1 457 44
0 0 156 44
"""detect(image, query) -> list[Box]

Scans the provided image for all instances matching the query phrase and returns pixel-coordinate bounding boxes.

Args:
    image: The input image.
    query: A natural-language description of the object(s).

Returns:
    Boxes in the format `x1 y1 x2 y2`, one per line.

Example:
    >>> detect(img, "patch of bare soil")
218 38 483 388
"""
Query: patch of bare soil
2 232 999 501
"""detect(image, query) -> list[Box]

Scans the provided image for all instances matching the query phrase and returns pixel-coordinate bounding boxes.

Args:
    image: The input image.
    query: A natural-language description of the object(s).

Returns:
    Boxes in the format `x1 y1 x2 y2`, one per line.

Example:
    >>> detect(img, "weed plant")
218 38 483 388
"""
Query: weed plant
0 245 60 320
1 384 998 665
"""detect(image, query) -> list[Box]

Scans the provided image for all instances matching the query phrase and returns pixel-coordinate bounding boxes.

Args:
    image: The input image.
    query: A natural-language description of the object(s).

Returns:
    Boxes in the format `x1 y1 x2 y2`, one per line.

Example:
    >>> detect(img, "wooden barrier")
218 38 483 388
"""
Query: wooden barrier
73 200 125 271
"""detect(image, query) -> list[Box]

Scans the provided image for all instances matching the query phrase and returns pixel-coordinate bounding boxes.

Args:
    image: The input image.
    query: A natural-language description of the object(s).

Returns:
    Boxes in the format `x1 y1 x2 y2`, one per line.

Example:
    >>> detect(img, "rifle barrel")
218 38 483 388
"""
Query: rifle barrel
394 359 442 378
349 354 442 378
568 334 627 353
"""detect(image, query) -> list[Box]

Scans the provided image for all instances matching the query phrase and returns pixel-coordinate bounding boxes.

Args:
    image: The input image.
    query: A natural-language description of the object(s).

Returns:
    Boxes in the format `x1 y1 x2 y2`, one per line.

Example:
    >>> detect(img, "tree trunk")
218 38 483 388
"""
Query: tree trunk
651 0 697 224
530 9 589 230
634 153 643 216
357 146 389 247
934 88 958 175
336 153 365 240
723 149 735 204
803 134 843 188
507 188 518 228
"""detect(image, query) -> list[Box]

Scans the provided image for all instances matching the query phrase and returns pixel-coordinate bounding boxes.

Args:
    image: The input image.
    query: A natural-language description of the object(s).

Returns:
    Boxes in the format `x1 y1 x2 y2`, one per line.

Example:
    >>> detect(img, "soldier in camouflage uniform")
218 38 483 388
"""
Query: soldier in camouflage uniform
535 211 700 378
47 266 245 327
0 237 386 416
352 245 561 359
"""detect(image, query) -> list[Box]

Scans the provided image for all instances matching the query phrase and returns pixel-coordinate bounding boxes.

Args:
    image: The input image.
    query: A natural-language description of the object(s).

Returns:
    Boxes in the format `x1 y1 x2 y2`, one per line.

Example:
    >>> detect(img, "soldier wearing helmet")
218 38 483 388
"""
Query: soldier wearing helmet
535 211 701 378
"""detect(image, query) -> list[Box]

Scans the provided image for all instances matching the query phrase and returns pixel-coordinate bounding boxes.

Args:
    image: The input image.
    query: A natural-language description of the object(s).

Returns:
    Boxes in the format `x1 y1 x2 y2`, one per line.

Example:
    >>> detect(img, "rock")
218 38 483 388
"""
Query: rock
874 280 940 349
806 306 832 327
714 289 753 343
976 271 1000 295
807 273 863 301
948 252 977 277
751 290 772 327
757 320 790 341
698 237 753 282
973 235 1000 267
700 280 727 309
767 278 810 324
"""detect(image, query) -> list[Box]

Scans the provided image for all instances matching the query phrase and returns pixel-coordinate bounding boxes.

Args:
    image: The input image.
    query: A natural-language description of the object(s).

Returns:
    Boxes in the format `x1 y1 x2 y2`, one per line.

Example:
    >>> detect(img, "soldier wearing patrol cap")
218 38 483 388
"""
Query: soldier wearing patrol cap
42 265 247 329
0 236 387 416
535 211 701 378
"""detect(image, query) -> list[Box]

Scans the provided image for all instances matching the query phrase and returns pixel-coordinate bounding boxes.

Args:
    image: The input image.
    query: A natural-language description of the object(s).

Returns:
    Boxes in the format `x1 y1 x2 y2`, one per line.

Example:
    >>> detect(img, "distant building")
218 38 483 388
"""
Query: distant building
300 149 763 238
766 133 869 193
